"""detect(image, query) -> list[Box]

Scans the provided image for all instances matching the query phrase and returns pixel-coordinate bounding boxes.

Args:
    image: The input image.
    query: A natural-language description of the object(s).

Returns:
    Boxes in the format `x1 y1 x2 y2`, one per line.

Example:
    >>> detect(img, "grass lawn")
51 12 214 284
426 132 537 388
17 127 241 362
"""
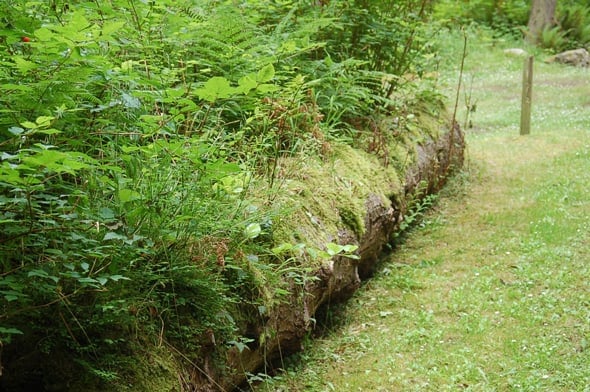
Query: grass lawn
253 28 590 392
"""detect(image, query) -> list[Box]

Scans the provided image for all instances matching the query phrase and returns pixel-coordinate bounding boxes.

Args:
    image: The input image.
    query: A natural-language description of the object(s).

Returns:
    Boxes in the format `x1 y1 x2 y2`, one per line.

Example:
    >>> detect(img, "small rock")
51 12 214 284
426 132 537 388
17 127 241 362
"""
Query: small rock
546 48 590 67
504 48 528 57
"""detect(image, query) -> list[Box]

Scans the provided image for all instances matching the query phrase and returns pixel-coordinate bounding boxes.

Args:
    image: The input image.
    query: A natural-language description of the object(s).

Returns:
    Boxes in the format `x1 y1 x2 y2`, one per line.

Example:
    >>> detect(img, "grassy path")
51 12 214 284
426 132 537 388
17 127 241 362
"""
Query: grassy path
256 34 590 391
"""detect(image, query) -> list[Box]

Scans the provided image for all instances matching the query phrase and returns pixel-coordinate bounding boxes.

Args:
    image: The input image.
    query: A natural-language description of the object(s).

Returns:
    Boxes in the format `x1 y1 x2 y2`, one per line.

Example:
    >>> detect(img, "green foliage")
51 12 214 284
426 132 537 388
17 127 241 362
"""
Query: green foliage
538 25 569 51
324 0 437 76
0 0 444 388
0 0 274 386
532 3 590 52
434 0 529 36
434 0 590 51
557 4 590 50
253 28 590 391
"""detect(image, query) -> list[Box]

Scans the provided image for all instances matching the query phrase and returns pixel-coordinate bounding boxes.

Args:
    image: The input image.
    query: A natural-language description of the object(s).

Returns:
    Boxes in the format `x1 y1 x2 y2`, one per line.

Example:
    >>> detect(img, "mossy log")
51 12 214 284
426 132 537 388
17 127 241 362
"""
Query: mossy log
194 121 465 391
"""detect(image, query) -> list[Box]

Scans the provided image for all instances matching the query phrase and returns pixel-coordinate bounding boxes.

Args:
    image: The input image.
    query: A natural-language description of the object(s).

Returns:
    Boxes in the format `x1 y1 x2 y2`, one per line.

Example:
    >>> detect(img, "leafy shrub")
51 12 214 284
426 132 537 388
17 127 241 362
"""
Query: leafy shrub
0 0 277 385
321 0 439 90
434 0 529 36
558 4 590 49
434 0 590 51
0 0 445 388
538 25 569 50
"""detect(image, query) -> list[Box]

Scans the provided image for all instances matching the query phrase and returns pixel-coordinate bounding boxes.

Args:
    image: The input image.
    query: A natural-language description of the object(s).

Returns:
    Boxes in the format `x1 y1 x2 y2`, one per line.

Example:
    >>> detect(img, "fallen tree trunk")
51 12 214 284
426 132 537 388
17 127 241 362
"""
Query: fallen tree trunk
191 121 465 391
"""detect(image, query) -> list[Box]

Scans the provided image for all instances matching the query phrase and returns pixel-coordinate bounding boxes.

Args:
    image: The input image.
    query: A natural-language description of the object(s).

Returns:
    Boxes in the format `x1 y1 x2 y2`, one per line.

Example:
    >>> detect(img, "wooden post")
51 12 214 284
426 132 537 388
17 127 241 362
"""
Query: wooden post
520 55 534 135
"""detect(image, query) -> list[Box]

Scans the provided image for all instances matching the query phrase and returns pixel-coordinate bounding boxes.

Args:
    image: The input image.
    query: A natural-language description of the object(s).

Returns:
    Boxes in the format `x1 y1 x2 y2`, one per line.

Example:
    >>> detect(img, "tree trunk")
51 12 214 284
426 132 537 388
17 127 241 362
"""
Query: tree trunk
526 0 557 44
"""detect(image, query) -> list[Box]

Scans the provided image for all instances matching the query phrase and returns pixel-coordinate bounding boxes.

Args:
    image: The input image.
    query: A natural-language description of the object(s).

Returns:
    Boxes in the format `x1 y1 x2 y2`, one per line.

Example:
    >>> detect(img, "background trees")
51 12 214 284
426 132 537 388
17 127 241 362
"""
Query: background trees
435 0 590 51
527 0 558 44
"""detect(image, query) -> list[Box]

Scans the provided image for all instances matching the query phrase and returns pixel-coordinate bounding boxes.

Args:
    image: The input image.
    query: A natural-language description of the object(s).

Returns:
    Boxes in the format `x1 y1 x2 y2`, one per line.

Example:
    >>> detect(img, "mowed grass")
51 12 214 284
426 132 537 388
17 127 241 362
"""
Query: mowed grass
254 30 590 392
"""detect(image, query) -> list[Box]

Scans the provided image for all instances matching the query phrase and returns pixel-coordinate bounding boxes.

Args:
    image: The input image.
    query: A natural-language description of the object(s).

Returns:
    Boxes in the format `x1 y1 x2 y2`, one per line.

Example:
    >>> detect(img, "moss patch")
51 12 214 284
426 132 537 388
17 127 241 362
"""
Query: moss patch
270 110 443 259
269 144 396 252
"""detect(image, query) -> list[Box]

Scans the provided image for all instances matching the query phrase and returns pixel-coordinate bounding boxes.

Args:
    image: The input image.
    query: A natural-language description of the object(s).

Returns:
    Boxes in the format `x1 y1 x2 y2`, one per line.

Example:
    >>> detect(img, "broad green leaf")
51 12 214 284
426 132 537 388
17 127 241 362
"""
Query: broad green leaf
256 84 280 93
214 172 252 194
57 213 77 220
229 340 248 353
178 98 197 112
206 160 241 177
326 242 345 256
109 275 130 281
279 40 298 54
272 243 294 254
1 290 25 302
28 269 49 279
121 92 141 109
196 76 235 102
0 168 27 185
244 223 262 239
101 21 126 36
7 127 24 136
35 116 54 127
34 27 54 41
70 12 91 31
238 73 258 94
164 88 185 99
23 149 64 168
257 64 275 83
316 250 332 260
121 60 134 72
103 232 127 241
118 188 142 203
0 327 23 335
37 128 62 136
342 244 359 253
20 121 38 129
98 207 115 220
78 277 98 284
326 243 359 258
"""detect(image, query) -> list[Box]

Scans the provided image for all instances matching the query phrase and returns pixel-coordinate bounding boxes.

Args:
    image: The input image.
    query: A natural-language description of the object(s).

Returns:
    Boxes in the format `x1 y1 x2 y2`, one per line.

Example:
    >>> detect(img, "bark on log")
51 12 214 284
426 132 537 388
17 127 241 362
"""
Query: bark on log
196 124 465 391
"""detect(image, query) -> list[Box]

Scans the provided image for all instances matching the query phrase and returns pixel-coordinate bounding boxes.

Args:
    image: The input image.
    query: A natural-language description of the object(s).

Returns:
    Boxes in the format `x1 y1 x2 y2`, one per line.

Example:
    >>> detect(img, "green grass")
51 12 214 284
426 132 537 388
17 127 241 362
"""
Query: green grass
252 28 590 392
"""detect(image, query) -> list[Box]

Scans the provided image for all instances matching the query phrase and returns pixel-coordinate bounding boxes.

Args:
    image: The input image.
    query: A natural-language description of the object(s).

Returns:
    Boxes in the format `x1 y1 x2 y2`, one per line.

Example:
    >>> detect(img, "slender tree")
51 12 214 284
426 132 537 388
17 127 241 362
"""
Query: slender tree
527 0 557 43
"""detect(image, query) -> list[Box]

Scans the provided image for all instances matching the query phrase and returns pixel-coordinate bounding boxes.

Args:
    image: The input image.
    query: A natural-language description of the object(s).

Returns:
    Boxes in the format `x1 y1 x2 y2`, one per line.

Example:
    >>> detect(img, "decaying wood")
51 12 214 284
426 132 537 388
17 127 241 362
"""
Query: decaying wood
196 124 465 391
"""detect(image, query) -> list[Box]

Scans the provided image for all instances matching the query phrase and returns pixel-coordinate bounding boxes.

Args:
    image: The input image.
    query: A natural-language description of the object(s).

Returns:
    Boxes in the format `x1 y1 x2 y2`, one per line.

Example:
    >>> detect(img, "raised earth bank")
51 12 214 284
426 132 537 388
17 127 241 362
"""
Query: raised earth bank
203 115 465 391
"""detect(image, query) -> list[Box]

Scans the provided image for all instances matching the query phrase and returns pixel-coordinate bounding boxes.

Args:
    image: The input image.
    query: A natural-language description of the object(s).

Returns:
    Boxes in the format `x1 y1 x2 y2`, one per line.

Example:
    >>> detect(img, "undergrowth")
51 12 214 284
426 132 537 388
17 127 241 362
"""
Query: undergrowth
0 0 445 389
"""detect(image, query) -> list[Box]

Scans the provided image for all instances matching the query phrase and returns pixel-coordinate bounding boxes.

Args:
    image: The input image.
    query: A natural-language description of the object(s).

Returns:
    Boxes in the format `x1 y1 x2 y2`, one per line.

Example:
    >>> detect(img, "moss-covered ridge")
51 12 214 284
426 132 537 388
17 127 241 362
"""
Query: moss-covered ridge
217 111 464 390
271 144 400 245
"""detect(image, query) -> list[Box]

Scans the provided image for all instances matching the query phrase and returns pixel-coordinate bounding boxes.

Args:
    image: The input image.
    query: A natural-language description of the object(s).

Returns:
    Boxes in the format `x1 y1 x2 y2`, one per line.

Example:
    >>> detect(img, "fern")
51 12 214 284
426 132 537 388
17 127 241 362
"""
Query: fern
184 6 268 82
559 4 590 47
540 26 569 51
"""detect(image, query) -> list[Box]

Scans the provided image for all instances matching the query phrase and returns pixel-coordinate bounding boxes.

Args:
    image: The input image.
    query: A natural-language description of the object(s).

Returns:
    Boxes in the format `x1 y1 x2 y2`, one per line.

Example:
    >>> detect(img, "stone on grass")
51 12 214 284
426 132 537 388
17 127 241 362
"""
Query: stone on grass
546 48 590 67
504 48 528 57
